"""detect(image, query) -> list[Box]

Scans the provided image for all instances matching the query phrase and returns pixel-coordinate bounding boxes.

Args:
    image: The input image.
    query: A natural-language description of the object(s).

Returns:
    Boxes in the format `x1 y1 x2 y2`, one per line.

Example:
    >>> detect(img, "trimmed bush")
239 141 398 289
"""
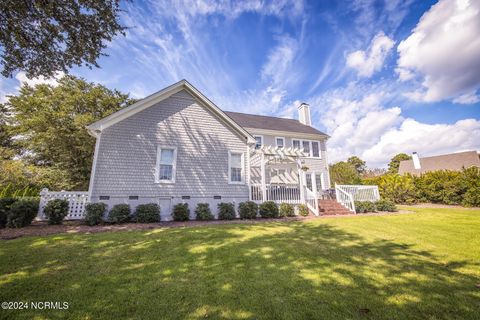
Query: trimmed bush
238 201 258 219
259 201 279 218
217 202 235 220
279 203 295 217
195 203 214 221
84 202 107 226
375 199 397 212
44 199 69 225
355 201 377 213
108 204 131 224
135 203 160 223
0 198 17 228
6 198 39 228
172 203 190 221
297 204 309 217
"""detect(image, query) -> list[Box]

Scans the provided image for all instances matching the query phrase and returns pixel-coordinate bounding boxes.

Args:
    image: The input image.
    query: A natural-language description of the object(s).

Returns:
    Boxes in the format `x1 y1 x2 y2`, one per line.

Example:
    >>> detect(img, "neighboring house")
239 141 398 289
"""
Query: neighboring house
398 151 480 176
86 80 332 219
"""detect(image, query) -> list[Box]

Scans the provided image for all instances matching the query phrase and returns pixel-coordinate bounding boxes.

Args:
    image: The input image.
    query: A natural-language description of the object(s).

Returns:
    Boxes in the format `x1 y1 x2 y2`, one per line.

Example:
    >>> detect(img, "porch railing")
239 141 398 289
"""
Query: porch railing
334 184 380 213
336 185 380 202
335 185 356 213
304 187 319 216
250 184 301 204
38 188 89 220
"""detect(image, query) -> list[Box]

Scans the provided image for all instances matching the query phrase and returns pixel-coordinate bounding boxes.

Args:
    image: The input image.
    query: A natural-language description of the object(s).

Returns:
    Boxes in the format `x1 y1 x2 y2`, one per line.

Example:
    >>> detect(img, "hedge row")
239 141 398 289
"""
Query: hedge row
363 167 480 206
354 200 397 213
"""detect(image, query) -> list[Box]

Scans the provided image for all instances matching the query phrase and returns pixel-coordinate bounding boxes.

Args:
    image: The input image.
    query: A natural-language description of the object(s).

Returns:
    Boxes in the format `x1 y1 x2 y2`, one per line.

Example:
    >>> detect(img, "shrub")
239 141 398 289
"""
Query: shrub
355 201 376 213
108 204 131 224
279 203 295 218
297 204 309 217
172 203 190 221
217 202 235 220
0 198 17 228
259 201 279 218
238 201 258 219
43 199 69 225
84 202 107 226
135 203 160 223
195 203 213 221
375 199 397 212
6 198 39 228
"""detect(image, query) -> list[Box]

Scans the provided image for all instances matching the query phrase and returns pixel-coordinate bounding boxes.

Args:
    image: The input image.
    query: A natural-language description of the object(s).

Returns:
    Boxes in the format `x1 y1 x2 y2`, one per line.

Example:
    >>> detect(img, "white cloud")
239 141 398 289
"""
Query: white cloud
310 82 480 167
363 118 480 165
452 91 480 104
397 0 480 103
15 71 64 89
346 32 395 77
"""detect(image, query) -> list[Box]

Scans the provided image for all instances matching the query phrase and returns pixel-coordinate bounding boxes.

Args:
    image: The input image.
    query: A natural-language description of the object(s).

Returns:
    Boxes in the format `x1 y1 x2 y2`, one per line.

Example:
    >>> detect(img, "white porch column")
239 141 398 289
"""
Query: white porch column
261 153 267 201
297 160 305 203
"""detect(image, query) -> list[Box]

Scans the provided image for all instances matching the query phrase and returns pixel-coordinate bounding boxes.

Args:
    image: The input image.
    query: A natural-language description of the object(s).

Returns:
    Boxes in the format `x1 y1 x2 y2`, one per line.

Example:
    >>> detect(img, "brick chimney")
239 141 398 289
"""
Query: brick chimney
298 103 311 126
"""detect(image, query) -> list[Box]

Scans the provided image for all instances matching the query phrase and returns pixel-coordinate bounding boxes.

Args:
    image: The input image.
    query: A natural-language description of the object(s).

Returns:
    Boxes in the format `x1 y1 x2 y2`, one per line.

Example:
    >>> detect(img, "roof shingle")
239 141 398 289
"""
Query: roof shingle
224 111 328 136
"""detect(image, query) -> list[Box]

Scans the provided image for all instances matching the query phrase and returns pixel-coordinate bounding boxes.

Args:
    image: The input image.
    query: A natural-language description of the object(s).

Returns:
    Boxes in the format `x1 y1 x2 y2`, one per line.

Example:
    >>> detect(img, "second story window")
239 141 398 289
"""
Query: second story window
292 139 301 149
302 141 311 155
254 135 263 149
276 137 285 148
312 141 320 158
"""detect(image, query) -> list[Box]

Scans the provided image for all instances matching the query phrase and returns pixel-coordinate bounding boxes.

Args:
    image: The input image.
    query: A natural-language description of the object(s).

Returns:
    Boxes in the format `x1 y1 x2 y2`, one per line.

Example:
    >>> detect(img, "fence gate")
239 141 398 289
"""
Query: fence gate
38 189 89 220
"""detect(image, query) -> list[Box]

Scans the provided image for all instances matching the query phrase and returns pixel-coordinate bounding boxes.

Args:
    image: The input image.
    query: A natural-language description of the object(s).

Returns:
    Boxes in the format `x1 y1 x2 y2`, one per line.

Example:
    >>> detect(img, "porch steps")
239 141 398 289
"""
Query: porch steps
318 200 352 215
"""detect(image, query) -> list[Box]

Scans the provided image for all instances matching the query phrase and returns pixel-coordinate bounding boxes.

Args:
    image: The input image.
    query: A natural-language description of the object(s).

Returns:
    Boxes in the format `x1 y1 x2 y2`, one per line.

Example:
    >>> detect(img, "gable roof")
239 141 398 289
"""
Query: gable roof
398 151 480 175
87 79 255 143
224 111 328 137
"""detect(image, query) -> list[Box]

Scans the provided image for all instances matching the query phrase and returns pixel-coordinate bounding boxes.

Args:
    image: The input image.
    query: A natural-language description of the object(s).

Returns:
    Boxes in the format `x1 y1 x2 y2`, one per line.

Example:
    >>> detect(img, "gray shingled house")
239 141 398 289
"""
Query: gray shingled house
86 80 334 220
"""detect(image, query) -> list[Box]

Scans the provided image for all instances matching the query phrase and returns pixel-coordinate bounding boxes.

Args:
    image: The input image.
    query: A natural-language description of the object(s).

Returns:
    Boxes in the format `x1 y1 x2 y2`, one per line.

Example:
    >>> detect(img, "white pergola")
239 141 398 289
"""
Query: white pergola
252 146 309 201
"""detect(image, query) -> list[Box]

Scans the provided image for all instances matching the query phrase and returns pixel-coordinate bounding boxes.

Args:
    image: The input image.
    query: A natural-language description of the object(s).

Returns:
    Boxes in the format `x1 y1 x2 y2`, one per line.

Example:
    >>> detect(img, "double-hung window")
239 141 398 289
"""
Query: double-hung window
276 137 285 148
292 139 301 149
254 136 263 150
312 141 320 158
302 141 311 156
229 152 244 184
156 146 177 183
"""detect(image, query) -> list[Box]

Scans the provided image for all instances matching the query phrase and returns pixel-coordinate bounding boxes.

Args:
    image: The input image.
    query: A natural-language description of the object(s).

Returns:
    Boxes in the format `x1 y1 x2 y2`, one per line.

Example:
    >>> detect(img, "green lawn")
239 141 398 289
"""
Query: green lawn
1 207 479 320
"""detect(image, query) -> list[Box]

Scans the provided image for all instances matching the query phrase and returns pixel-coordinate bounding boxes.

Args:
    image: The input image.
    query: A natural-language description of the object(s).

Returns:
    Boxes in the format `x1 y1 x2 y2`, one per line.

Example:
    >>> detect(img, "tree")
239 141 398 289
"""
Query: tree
6 76 135 190
388 153 412 174
0 104 15 160
347 156 366 175
329 162 361 186
0 0 125 78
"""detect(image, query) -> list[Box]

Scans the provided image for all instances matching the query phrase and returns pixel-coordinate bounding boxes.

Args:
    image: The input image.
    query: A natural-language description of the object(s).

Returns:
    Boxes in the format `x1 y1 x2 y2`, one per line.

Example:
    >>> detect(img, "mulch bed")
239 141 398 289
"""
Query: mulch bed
0 211 412 240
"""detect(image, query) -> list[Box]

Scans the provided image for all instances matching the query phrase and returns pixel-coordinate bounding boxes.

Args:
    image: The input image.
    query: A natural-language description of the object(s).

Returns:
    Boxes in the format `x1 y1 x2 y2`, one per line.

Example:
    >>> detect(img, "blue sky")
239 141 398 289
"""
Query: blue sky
1 0 479 167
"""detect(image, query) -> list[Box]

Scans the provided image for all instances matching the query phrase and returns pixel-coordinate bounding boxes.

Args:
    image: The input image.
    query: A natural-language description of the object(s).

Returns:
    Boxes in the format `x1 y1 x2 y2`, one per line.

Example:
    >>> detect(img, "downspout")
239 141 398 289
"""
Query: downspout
87 130 102 201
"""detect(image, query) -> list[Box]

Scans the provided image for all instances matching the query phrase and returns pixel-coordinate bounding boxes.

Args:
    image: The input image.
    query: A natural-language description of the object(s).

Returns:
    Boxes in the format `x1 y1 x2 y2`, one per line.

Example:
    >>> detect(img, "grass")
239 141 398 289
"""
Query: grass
0 207 479 320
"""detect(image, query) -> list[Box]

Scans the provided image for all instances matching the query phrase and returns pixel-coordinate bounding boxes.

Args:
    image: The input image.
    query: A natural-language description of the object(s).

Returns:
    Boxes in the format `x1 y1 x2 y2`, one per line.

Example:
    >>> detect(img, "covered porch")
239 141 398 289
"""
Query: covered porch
248 146 320 214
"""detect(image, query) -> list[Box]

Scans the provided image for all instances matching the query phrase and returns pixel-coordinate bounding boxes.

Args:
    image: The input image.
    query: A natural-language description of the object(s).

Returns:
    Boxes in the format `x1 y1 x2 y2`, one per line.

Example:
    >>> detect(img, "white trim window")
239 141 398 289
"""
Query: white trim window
292 139 322 158
292 139 301 149
228 152 244 184
312 141 320 158
302 141 311 155
254 135 263 149
275 137 285 148
156 146 177 183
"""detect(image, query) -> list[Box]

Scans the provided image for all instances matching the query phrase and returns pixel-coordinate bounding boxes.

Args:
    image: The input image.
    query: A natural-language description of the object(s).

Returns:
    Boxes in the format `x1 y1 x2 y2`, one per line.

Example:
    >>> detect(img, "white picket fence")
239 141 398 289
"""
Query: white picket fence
38 189 89 220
